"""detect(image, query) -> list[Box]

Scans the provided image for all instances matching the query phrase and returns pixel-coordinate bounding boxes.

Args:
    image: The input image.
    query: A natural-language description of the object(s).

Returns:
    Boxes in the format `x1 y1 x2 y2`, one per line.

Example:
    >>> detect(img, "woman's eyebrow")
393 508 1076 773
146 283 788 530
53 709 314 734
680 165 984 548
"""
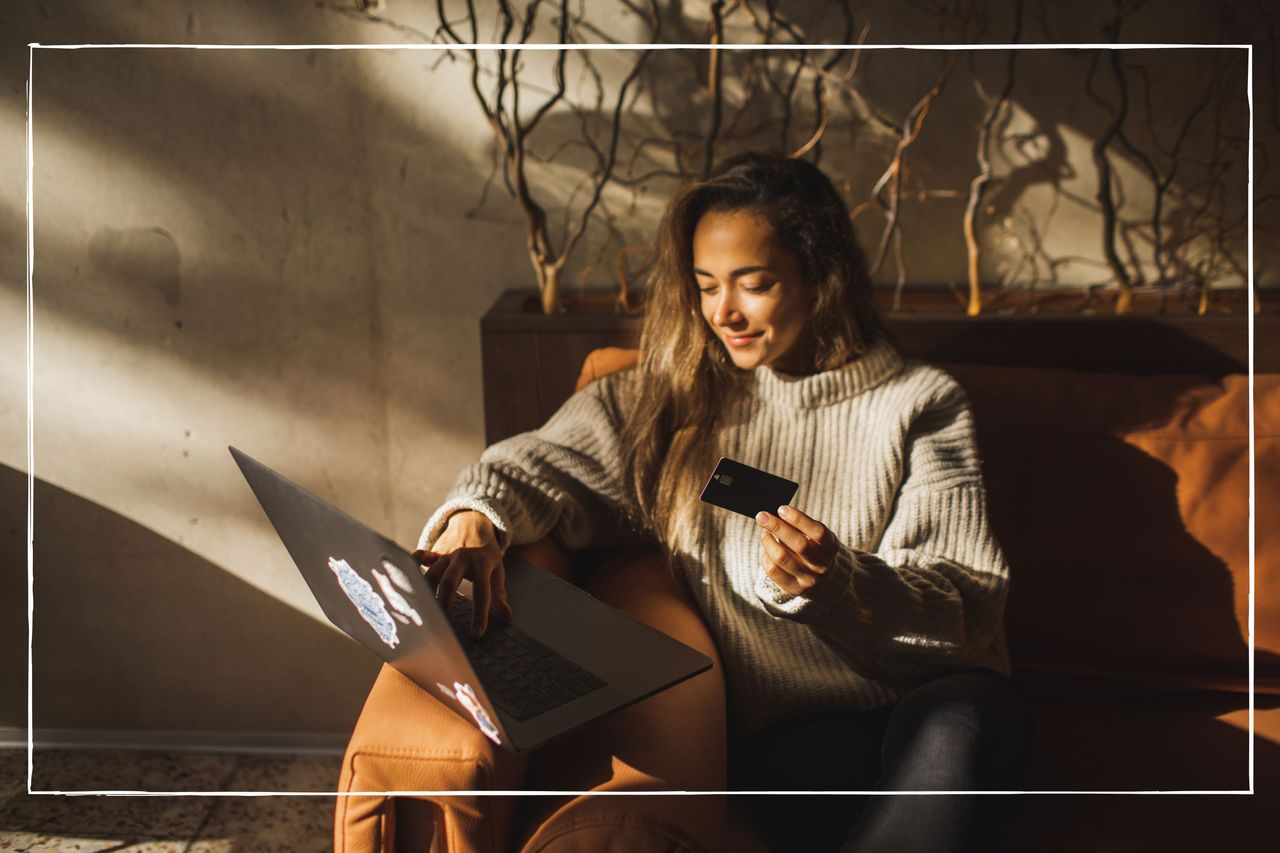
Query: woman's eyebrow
691 264 773 278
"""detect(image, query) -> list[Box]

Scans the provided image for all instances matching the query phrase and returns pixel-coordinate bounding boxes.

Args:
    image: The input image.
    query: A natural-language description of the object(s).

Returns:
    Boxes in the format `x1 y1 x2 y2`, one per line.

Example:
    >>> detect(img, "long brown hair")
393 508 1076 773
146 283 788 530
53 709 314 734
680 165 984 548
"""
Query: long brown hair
618 151 891 559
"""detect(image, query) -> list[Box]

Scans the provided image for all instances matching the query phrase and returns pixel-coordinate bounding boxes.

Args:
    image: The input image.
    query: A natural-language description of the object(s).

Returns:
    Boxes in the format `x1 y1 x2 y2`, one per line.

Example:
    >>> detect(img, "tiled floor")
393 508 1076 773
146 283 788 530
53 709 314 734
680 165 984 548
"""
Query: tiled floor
0 748 342 851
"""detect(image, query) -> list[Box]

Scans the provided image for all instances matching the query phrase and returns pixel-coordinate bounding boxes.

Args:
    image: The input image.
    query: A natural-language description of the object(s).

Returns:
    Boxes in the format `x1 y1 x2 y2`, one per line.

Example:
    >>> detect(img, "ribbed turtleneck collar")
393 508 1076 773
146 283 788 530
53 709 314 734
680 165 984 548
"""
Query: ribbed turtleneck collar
745 339 904 407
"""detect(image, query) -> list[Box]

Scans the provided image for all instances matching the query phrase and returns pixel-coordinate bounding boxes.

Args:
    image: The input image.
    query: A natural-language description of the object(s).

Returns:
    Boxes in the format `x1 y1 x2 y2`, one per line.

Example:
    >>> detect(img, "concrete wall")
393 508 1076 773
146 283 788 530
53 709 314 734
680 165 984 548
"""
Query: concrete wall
3 4 547 742
0 1 1270 745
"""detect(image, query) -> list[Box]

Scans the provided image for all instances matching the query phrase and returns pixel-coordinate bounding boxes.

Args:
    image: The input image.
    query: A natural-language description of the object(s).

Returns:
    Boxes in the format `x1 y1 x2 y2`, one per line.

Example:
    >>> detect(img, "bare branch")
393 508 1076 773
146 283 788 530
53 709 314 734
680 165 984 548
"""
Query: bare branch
516 2 571 140
1084 49 1134 310
1119 52 1227 302
615 245 655 312
562 47 656 276
963 0 1021 316
702 0 727 178
762 0 806 43
792 3 854 161
868 54 959 278
333 0 666 314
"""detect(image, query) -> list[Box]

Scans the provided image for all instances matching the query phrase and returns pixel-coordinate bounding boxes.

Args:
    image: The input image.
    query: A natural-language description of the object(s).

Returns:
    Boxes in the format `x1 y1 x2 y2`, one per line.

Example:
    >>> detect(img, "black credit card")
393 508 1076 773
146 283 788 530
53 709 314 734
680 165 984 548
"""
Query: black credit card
699 456 799 520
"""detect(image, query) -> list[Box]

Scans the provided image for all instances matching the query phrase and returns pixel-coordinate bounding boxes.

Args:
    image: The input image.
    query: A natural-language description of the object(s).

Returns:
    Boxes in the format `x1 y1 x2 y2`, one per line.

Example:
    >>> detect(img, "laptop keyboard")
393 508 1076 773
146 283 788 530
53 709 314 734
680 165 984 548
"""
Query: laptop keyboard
447 596 607 722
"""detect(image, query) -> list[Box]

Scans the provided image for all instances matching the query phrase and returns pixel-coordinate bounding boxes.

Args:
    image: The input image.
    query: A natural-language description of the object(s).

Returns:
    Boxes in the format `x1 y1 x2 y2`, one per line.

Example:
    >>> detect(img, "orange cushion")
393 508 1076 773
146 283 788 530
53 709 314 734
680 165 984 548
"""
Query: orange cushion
576 347 1277 694
575 347 641 392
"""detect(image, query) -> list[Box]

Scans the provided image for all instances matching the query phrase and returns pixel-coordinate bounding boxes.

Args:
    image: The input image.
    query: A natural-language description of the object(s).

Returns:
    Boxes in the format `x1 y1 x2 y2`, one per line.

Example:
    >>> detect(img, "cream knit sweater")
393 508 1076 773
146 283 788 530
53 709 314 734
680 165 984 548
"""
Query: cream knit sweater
417 339 1010 734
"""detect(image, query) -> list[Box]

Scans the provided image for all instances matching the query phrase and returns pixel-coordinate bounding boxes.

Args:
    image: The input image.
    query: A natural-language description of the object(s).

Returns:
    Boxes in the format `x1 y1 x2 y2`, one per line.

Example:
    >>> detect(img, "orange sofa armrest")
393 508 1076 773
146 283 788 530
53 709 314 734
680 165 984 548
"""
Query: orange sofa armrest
336 658 530 852
335 539 573 853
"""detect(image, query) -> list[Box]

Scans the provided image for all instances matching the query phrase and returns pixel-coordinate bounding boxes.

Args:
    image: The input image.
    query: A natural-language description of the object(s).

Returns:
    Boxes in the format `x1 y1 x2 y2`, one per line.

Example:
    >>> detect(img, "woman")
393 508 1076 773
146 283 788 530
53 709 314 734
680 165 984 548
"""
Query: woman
414 151 1027 852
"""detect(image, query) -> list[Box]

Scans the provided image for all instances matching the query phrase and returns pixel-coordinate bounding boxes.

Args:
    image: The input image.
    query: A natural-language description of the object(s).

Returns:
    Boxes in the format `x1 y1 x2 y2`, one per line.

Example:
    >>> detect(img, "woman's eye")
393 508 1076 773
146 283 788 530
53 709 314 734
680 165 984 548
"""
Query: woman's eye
745 283 774 293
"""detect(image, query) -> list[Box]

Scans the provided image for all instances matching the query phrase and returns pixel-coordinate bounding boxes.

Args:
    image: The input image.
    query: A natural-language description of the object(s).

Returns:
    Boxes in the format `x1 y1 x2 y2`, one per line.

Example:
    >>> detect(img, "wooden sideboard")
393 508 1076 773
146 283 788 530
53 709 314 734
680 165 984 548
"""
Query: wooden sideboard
481 288 1273 444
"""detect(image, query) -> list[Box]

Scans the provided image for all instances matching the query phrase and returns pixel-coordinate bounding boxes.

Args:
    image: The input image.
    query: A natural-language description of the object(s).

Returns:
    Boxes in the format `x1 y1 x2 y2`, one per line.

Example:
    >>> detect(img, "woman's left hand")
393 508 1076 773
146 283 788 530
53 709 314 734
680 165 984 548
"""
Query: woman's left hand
755 505 839 596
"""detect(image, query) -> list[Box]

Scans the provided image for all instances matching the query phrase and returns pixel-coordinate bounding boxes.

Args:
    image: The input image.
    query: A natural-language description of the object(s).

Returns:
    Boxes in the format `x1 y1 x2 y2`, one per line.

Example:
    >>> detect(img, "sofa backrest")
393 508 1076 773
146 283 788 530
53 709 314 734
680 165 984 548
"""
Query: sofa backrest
946 364 1276 696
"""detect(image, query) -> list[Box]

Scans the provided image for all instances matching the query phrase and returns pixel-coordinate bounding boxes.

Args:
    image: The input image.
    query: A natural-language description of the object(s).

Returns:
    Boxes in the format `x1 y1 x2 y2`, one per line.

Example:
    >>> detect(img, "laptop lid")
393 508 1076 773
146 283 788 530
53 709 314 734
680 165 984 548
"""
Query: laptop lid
229 446 512 750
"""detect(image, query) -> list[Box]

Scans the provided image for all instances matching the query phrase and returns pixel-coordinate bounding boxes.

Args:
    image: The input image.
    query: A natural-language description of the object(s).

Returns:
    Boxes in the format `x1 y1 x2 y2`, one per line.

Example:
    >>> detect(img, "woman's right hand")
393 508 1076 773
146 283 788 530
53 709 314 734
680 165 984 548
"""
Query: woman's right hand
413 510 512 637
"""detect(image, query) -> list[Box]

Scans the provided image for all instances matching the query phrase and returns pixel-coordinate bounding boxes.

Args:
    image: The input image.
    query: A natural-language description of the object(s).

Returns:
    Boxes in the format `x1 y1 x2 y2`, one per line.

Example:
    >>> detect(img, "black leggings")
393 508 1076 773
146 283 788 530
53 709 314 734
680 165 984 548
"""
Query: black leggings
728 669 1031 853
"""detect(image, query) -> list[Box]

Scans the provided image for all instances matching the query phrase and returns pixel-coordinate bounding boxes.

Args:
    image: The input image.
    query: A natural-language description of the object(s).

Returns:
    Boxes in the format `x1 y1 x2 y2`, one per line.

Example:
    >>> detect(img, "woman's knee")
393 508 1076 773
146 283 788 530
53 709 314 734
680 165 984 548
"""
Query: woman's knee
526 550 728 794
582 551 721 662
881 669 1027 790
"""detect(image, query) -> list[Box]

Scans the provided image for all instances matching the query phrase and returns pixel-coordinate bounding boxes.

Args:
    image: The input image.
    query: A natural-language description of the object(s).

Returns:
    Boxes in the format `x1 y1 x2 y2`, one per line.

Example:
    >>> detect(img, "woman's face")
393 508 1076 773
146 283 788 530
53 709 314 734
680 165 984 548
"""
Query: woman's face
692 208 814 374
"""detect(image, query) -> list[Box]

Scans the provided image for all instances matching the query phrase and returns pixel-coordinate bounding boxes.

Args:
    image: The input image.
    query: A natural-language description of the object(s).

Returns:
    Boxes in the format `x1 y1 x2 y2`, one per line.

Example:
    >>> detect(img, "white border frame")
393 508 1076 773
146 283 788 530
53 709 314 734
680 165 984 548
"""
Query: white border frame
24 40 1256 799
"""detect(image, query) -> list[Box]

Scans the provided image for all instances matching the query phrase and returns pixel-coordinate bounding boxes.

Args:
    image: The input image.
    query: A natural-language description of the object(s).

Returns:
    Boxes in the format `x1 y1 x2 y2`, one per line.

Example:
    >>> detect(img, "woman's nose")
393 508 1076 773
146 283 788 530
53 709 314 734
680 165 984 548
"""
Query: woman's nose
713 288 740 326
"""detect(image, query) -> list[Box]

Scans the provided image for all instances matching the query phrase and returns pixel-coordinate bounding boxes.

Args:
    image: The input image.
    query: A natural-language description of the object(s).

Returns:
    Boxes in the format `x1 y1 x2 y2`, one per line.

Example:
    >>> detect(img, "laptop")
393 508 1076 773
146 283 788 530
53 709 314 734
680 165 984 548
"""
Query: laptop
230 446 712 753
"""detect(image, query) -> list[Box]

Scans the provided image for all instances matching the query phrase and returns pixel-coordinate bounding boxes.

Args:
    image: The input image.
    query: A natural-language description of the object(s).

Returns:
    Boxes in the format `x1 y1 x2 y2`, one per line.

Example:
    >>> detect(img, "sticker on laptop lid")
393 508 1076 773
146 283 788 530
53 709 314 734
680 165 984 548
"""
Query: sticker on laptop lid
372 566 423 626
328 557 399 649
379 558 416 595
453 681 501 745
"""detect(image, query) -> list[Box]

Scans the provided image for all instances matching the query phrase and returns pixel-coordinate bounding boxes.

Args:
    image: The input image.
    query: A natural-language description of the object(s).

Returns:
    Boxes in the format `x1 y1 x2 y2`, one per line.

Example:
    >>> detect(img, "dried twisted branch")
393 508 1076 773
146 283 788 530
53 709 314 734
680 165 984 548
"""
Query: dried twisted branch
701 0 728 178
791 1 855 162
1081 0 1150 313
963 0 1022 316
561 45 658 310
432 0 661 312
1122 59 1213 310
333 0 663 313
735 1 805 155
1161 73 1249 314
1084 48 1135 312
866 53 959 298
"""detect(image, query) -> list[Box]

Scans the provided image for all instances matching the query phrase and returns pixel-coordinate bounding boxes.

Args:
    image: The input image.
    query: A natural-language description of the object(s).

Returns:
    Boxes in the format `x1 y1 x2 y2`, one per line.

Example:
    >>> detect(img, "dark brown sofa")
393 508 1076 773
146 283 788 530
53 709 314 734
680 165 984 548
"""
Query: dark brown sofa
336 343 1278 852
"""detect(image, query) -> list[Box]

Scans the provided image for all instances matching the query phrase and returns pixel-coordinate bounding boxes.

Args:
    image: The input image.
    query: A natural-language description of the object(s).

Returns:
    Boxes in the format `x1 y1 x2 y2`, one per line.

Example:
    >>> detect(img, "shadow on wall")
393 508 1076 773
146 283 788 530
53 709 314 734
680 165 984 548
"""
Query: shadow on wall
14 40 518 559
24 47 454 420
0 462 381 737
19 40 516 478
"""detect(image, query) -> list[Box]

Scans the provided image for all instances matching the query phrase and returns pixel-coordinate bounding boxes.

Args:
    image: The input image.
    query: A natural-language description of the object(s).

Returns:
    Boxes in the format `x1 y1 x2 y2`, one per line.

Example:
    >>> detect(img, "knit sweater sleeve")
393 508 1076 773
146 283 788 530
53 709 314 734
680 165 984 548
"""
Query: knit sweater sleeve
754 379 1010 682
415 371 632 555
